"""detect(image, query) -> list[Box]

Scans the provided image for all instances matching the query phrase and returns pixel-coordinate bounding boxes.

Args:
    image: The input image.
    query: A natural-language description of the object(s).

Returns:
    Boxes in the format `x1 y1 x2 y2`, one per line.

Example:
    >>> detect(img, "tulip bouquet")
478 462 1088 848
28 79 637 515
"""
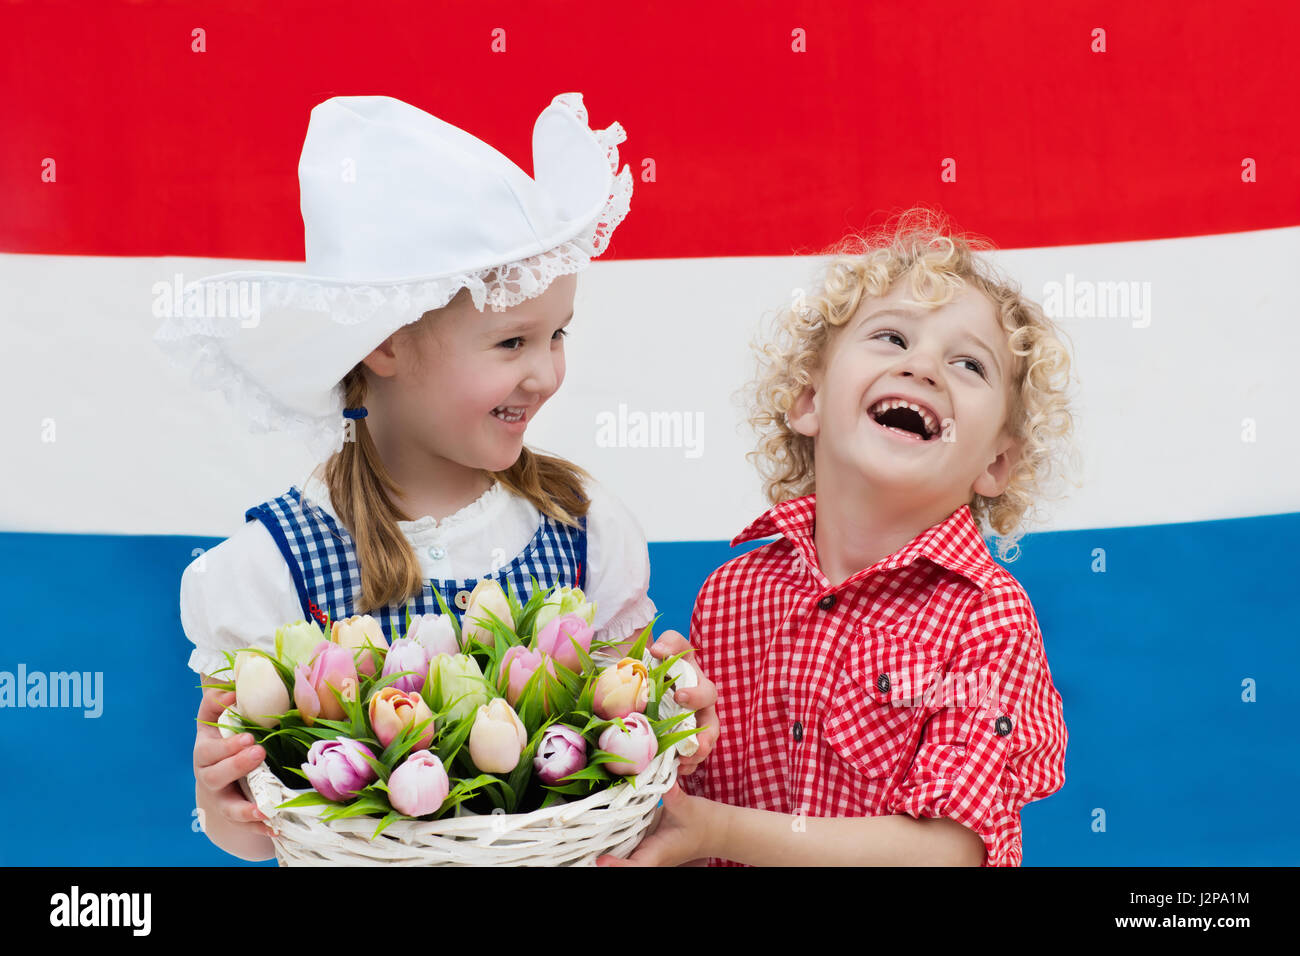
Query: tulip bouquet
205 579 700 861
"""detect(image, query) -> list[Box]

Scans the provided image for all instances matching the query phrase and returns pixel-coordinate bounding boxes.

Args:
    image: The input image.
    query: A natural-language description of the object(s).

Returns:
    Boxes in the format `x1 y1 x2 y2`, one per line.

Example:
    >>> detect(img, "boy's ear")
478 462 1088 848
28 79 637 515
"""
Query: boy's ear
786 380 820 437
972 431 1024 498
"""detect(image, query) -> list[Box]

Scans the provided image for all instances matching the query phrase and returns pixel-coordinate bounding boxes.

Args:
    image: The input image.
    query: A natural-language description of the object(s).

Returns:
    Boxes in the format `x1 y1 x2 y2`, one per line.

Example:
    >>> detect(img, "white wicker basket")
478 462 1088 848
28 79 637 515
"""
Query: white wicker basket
217 656 697 866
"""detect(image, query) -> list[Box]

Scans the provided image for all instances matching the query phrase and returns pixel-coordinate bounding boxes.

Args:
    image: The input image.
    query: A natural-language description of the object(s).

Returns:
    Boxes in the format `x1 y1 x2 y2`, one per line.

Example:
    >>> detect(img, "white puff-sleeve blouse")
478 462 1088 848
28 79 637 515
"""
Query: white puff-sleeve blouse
179 475 658 678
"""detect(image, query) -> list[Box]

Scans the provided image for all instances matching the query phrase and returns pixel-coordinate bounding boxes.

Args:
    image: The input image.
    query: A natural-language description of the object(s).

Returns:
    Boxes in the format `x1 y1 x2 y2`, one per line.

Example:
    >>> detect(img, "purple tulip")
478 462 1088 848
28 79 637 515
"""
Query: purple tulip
407 613 459 657
387 750 450 817
535 613 595 673
533 724 588 784
301 737 377 802
381 638 431 694
598 712 659 777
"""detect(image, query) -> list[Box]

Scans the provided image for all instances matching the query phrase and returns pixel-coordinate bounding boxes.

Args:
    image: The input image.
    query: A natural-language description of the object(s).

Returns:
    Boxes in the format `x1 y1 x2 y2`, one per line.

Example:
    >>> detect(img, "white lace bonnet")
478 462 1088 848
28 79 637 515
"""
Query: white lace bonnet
153 92 633 462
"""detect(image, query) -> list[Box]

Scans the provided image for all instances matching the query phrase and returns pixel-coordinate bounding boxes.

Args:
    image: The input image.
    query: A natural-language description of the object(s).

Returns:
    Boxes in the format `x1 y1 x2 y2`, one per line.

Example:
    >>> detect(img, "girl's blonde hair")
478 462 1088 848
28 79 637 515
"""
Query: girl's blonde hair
746 206 1080 561
317 287 592 613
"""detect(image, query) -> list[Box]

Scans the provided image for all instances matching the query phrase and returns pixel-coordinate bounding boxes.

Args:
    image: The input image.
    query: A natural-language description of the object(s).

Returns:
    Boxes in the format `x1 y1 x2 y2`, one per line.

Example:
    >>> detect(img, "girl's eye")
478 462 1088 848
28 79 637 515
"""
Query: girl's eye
874 330 906 347
552 327 568 342
956 358 986 378
498 337 523 350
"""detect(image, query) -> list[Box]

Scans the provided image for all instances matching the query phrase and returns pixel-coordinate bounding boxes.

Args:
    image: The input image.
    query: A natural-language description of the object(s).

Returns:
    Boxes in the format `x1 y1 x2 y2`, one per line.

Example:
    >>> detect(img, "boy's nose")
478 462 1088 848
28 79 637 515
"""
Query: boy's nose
898 348 942 385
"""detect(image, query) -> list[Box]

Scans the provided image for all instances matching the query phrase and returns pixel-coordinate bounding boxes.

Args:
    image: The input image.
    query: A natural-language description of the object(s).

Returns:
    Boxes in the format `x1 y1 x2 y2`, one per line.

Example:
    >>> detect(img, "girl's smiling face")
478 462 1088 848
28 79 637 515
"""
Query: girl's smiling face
788 280 1022 512
362 272 576 475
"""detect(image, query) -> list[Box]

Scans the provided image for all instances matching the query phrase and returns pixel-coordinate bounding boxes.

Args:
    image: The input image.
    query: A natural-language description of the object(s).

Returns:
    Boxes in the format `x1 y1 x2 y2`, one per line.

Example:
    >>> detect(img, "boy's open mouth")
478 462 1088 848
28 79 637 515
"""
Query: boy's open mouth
867 397 941 441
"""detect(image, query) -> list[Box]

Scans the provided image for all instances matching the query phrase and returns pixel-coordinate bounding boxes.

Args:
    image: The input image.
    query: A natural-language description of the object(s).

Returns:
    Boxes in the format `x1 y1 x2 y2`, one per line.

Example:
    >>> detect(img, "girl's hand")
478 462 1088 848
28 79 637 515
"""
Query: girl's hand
650 630 718 775
194 684 275 839
595 783 717 866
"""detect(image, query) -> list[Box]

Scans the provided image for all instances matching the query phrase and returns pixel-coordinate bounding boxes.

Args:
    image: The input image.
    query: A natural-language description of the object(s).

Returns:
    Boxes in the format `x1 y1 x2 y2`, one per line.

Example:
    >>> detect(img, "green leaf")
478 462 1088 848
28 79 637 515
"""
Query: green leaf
357 747 393 783
656 726 705 754
473 608 522 654
320 795 390 821
650 710 695 734
365 670 413 702
626 616 660 663
514 578 552 642
547 763 611 785
435 710 476 768
378 715 436 767
588 749 636 768
427 590 462 645
370 810 405 840
504 743 535 813
577 713 613 736
276 791 339 809
575 669 598 716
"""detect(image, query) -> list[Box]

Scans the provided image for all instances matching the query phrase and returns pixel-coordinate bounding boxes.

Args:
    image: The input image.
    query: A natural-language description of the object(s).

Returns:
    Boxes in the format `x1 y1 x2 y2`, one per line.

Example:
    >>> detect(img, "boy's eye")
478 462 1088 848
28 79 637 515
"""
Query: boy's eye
875 329 987 379
498 337 523 350
553 327 568 342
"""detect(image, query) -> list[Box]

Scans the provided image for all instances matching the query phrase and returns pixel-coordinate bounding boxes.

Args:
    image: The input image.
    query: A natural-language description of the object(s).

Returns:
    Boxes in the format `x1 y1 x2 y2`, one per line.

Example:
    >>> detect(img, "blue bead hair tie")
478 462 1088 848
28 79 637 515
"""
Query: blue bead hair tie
343 406 368 420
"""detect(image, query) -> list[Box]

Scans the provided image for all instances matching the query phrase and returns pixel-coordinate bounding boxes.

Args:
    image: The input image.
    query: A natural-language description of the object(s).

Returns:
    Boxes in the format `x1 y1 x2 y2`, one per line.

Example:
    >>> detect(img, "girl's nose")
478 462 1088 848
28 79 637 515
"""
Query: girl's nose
521 349 559 397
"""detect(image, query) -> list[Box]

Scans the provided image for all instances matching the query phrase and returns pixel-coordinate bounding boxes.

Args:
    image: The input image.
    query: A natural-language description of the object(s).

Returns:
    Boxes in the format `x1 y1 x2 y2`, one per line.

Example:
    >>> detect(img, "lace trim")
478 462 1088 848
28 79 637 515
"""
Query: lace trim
152 92 632 462
300 475 509 538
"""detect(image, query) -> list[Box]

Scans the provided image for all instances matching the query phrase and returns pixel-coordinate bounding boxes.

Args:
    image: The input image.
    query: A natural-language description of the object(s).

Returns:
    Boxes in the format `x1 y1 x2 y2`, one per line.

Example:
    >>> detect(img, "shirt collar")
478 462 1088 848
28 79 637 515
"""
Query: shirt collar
731 493 1001 592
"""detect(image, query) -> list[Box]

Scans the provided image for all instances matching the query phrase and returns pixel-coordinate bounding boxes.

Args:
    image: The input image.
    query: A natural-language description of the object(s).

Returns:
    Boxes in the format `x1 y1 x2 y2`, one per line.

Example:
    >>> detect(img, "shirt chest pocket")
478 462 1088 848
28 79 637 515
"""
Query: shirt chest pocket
823 634 945 780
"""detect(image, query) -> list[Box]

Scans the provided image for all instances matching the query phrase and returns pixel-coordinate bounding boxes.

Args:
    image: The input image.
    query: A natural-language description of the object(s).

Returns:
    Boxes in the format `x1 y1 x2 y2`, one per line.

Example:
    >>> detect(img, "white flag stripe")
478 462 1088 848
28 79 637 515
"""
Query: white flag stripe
2 226 1296 541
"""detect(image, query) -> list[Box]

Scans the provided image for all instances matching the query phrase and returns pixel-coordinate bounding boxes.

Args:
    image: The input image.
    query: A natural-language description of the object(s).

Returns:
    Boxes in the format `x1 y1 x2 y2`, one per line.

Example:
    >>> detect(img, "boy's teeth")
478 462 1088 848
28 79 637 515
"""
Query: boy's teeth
869 398 939 436
492 406 525 422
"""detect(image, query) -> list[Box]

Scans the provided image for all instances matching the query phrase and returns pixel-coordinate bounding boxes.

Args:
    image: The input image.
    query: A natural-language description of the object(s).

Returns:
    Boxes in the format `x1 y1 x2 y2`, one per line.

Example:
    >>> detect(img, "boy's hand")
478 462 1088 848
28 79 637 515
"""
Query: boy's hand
649 630 718 775
595 783 716 867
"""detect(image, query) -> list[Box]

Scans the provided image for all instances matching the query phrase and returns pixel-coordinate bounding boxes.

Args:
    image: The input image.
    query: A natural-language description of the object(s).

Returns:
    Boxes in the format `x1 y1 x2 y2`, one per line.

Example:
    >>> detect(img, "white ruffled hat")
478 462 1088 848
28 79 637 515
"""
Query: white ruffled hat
154 92 632 461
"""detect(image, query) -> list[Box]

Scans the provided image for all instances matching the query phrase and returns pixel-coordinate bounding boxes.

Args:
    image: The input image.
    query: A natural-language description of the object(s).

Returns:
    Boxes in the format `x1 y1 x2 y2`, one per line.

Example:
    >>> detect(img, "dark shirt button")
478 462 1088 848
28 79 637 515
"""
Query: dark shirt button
792 720 803 742
995 715 1013 737
876 673 891 694
817 594 836 611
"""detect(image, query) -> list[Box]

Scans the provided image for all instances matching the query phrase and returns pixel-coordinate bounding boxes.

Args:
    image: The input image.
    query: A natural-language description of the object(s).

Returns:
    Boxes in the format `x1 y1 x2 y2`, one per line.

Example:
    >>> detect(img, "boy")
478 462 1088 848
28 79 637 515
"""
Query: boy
599 212 1075 867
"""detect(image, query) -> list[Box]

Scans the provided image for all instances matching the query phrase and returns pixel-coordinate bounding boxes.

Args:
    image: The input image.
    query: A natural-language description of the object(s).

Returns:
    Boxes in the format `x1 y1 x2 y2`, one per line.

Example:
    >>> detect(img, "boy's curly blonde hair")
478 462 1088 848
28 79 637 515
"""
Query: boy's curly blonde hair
745 206 1080 561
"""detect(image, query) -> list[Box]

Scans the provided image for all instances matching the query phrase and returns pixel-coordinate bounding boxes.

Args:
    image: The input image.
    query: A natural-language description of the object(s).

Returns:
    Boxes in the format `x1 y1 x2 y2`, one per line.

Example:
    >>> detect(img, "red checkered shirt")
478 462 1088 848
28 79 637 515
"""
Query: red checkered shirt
678 494 1067 866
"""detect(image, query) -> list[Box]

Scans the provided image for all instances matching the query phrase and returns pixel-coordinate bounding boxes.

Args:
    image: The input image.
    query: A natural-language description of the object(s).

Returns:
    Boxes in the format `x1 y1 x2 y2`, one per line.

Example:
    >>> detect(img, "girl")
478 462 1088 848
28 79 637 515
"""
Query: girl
159 93 718 861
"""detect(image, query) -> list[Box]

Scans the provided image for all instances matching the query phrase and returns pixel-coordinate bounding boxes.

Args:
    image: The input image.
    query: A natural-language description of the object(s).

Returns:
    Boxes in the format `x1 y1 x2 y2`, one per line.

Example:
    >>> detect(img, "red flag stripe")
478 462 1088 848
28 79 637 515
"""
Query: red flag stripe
1 0 1296 259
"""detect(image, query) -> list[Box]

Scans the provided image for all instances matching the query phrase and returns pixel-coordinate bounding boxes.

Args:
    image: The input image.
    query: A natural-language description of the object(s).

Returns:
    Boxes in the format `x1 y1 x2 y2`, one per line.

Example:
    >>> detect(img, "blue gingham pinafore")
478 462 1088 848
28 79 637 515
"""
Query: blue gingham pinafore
245 485 588 638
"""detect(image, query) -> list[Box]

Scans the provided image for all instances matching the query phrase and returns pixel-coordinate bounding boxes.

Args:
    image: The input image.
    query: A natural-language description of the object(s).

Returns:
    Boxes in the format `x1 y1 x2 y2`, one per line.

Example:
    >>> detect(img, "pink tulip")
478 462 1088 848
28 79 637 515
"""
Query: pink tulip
301 738 377 802
500 645 556 707
387 750 450 817
592 658 650 720
294 641 358 724
535 613 594 673
368 685 436 751
533 724 588 784
598 712 659 777
381 638 430 694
